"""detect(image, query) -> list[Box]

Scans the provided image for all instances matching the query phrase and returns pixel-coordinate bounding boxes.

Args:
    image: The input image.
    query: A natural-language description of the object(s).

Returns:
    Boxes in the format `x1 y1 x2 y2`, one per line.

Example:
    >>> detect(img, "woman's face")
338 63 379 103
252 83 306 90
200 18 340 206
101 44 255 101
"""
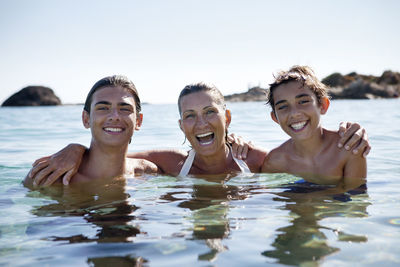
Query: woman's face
179 91 230 156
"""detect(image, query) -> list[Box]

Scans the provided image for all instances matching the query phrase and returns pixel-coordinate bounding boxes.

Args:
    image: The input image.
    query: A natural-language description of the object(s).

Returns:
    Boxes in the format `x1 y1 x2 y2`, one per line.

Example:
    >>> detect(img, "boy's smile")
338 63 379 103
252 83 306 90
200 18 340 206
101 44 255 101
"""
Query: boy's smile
271 80 328 140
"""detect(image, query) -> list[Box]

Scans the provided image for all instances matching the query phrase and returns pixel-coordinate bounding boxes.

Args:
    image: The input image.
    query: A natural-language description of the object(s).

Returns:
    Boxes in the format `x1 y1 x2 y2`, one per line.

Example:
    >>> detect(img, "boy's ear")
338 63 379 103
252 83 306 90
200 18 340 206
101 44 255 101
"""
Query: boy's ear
320 97 330 115
270 111 279 124
135 113 143 130
225 109 232 128
82 110 90 129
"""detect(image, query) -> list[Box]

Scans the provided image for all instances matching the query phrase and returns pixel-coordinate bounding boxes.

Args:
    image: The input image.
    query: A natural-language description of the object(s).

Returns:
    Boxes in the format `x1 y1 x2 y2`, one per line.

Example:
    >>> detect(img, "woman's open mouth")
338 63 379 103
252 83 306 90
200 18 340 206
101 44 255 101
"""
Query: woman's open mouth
196 132 215 145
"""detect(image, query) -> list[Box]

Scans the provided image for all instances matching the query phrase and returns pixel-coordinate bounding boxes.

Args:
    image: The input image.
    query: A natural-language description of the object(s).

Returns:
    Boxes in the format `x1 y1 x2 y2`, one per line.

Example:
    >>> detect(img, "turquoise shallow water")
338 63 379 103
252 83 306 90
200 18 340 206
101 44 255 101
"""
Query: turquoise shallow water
0 99 399 266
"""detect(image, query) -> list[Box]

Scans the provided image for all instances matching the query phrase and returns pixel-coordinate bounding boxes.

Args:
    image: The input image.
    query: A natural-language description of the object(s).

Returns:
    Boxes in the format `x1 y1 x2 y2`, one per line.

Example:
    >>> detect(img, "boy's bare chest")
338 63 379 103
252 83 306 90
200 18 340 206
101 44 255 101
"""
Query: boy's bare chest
284 149 347 184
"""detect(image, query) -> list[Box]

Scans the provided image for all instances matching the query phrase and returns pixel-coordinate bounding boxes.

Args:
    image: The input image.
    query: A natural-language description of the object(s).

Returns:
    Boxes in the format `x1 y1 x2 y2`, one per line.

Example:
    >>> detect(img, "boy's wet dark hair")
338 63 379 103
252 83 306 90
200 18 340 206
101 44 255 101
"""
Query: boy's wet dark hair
84 75 141 117
178 83 226 115
267 65 330 112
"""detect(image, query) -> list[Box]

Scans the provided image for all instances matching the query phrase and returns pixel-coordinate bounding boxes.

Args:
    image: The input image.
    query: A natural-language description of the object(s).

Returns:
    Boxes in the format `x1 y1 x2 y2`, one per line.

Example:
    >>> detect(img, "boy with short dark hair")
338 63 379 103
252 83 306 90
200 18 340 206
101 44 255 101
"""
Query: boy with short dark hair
262 66 366 189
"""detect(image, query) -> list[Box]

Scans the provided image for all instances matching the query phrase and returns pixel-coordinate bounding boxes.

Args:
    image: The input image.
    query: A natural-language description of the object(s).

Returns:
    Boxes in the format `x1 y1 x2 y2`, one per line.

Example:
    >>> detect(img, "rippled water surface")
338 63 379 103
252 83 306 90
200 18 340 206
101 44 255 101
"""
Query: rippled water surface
0 99 399 266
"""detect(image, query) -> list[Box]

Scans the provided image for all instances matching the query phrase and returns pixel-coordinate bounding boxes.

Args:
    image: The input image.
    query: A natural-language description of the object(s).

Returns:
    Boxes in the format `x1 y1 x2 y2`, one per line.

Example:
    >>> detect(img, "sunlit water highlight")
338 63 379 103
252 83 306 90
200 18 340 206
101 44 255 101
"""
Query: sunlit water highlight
0 99 399 266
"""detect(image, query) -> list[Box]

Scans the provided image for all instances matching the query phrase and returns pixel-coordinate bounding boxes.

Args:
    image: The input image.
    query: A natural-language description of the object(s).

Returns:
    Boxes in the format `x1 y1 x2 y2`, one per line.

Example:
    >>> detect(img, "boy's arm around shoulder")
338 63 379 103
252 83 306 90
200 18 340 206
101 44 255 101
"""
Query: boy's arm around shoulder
128 149 187 176
244 146 268 173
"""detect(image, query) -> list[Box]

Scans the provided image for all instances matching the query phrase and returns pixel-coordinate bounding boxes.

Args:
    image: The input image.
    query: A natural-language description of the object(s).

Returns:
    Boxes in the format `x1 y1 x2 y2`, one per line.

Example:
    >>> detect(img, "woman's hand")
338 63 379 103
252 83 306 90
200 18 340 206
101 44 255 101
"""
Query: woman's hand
28 143 86 187
337 122 371 158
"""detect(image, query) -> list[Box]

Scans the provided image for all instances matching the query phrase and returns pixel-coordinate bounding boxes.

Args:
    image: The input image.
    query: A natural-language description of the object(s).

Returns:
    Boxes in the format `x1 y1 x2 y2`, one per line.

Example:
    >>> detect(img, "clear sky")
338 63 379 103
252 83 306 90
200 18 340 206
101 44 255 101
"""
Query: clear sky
1 0 399 104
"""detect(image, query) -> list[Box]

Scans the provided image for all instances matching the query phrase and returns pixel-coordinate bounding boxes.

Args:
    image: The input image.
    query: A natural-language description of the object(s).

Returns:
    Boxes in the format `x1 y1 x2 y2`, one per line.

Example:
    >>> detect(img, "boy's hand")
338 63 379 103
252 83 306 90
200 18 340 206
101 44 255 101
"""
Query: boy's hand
227 133 253 160
338 122 371 158
28 144 86 186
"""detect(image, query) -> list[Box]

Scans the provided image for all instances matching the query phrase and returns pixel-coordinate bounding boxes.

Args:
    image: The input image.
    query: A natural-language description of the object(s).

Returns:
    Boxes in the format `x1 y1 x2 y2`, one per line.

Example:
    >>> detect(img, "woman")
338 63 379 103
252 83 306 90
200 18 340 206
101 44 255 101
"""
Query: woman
28 83 370 186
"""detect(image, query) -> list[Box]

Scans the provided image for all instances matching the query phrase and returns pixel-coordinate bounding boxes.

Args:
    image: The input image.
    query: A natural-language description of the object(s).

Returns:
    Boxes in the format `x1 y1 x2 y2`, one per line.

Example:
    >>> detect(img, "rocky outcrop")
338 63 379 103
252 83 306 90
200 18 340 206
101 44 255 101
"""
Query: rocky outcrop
323 71 400 99
224 70 400 102
224 87 268 102
2 86 62 106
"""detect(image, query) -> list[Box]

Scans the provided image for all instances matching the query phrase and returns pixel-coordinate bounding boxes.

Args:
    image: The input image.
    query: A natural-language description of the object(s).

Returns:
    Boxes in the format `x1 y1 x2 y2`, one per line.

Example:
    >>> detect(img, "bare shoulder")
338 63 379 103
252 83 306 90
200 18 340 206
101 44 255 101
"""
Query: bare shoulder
128 158 160 176
128 149 188 175
245 146 268 172
261 141 291 173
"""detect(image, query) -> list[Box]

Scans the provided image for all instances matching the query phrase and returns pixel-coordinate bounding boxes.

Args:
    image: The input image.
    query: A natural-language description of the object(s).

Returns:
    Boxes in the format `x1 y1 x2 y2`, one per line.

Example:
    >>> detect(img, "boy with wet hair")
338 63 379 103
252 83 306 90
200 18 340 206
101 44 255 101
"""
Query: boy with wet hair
262 66 366 189
24 75 158 187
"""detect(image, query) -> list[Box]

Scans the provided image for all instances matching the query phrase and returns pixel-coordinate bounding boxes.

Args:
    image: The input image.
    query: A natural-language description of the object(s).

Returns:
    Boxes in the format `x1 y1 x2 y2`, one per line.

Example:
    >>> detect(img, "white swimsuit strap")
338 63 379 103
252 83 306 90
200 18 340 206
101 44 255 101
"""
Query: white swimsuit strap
229 145 252 174
178 147 251 176
179 149 196 177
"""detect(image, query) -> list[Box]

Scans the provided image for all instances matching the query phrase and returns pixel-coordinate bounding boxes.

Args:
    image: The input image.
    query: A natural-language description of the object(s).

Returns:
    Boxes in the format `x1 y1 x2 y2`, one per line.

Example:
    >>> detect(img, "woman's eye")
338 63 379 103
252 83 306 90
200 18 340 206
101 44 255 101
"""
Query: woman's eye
299 100 310 104
206 109 216 115
184 114 194 119
97 106 108 110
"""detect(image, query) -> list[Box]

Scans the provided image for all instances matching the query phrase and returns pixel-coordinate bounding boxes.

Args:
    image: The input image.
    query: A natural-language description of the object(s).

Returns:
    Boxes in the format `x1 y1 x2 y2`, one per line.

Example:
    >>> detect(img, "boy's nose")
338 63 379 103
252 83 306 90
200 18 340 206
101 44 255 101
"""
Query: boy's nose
108 108 121 120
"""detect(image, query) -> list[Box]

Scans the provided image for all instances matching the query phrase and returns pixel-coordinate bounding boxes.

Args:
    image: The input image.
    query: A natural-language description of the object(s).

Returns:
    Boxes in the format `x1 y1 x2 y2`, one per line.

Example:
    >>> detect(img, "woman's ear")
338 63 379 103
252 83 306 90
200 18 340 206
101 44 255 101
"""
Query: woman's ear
82 110 90 129
225 109 232 128
270 111 279 124
135 113 143 130
178 119 183 132
320 97 330 115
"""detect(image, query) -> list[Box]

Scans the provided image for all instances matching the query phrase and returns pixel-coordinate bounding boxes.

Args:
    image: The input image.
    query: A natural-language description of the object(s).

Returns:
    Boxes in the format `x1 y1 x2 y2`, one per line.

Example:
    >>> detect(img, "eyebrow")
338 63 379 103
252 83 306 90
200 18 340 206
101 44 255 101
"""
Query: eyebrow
295 93 311 98
275 93 311 106
94 101 133 107
94 101 111 106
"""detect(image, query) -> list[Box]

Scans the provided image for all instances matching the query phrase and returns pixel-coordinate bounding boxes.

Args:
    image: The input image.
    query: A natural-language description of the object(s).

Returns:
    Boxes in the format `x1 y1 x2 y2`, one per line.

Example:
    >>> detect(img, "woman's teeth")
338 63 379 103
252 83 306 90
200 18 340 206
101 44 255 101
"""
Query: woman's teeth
196 132 214 145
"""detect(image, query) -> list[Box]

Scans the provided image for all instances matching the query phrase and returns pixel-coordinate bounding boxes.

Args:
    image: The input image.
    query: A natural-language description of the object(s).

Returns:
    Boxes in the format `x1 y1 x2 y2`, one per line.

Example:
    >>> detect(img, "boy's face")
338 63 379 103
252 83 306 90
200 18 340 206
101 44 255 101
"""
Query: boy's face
82 85 142 148
271 80 329 140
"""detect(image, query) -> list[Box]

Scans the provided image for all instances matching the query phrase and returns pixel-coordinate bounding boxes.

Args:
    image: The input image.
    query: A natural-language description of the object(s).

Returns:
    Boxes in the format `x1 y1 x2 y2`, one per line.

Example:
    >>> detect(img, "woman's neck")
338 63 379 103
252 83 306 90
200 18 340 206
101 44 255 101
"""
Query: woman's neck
193 144 236 174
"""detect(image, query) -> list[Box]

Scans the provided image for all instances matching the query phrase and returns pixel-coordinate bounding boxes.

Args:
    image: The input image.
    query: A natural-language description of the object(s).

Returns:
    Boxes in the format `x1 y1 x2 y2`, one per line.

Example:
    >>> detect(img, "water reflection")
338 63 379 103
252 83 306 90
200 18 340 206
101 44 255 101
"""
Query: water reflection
27 177 147 265
262 183 370 266
160 175 250 261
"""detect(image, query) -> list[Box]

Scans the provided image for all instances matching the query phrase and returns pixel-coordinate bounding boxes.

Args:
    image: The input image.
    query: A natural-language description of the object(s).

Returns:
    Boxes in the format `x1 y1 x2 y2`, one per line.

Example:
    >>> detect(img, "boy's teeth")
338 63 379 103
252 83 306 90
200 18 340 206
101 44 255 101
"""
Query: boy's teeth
196 132 213 138
291 121 307 130
104 127 122 132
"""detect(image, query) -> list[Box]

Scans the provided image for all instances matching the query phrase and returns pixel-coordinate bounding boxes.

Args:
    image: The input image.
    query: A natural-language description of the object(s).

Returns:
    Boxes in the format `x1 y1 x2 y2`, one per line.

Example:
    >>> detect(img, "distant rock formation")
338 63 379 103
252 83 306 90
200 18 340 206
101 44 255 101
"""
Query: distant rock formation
224 70 400 102
224 87 267 102
323 70 400 99
2 86 62 106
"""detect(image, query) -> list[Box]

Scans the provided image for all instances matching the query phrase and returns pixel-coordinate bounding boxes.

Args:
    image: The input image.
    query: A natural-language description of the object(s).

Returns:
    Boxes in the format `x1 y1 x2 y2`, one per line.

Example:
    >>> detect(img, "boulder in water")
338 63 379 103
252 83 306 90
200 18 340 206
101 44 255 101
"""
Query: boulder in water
2 86 62 106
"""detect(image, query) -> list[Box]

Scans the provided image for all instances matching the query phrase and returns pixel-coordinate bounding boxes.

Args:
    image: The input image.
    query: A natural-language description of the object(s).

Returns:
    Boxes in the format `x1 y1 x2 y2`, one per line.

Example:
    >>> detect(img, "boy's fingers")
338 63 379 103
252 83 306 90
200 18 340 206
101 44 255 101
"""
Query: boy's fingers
231 142 239 158
63 170 75 185
32 156 51 167
33 167 53 186
338 123 361 148
43 169 66 186
363 146 371 158
240 145 249 160
29 161 49 179
338 121 348 137
345 129 363 150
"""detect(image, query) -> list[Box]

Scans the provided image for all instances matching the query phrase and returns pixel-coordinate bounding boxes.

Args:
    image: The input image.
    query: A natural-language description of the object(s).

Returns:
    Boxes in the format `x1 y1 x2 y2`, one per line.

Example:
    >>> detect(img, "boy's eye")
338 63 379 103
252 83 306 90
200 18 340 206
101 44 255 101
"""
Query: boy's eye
97 106 108 110
277 105 287 110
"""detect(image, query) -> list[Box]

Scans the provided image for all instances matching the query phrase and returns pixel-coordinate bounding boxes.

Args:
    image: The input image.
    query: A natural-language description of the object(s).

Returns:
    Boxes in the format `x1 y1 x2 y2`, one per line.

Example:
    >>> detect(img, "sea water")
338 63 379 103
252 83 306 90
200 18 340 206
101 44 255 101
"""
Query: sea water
0 99 399 266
